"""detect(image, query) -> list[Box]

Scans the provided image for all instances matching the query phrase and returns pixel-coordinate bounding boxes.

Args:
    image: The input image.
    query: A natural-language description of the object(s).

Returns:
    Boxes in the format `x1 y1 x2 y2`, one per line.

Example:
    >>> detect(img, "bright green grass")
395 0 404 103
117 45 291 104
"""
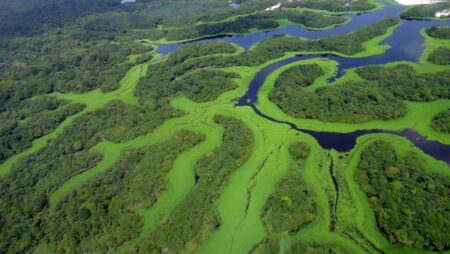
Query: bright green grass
10 21 449 254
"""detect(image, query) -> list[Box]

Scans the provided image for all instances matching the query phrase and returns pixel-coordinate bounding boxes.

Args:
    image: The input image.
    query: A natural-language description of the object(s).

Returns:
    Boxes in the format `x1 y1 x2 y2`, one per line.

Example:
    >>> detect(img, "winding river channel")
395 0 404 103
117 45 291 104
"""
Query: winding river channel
155 1 450 164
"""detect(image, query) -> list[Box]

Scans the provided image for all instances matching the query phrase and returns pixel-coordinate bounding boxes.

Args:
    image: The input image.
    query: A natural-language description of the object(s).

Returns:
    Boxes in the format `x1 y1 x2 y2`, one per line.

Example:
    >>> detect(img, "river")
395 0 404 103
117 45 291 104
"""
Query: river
153 1 450 164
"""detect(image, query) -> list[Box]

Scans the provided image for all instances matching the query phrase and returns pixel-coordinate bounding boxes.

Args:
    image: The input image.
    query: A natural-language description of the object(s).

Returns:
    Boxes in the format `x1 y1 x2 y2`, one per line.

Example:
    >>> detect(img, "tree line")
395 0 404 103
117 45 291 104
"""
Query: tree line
136 115 254 254
255 142 317 253
355 140 449 251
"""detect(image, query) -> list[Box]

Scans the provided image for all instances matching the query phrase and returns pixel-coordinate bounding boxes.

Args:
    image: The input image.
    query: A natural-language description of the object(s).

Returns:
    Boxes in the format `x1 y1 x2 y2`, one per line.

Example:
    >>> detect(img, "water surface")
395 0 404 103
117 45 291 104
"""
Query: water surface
154 1 450 163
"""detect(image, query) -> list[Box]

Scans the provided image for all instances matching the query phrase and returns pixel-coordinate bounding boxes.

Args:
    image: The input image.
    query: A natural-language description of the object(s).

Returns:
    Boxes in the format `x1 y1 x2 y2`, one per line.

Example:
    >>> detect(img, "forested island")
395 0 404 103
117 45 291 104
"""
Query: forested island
0 0 449 254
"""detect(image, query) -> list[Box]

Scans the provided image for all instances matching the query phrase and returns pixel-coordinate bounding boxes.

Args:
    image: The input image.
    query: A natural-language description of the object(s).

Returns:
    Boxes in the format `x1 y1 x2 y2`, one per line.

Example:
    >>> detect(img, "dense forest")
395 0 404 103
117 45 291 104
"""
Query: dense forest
0 0 121 36
356 64 450 101
146 10 348 41
45 131 204 253
0 96 84 162
0 0 376 37
401 2 450 19
428 47 450 65
426 26 450 65
269 64 407 123
270 63 450 123
271 80 406 123
355 141 449 251
0 100 181 253
431 109 450 133
0 0 449 253
233 17 399 66
136 115 254 253
255 142 317 253
275 64 325 89
283 0 376 12
154 17 400 68
426 26 450 39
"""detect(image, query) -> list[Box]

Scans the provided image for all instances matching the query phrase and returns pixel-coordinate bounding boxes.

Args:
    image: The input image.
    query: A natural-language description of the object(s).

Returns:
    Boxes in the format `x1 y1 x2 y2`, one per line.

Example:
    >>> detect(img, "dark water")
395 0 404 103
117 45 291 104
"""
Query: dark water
249 105 450 164
154 1 450 164
155 0 404 54
237 16 450 105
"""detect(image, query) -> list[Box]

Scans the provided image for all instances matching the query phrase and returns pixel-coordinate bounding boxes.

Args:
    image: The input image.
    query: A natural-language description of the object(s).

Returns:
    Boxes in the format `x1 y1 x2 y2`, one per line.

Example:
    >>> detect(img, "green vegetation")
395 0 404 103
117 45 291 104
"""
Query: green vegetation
147 10 348 41
0 96 84 162
0 100 173 252
287 242 350 254
135 42 241 118
45 131 204 253
275 64 325 89
355 140 450 251
234 17 399 66
0 0 449 253
256 142 317 254
423 27 450 65
428 47 450 65
165 41 238 65
431 109 450 133
0 0 121 36
283 0 378 13
401 2 450 20
135 115 254 253
426 26 450 39
356 64 450 101
270 75 406 123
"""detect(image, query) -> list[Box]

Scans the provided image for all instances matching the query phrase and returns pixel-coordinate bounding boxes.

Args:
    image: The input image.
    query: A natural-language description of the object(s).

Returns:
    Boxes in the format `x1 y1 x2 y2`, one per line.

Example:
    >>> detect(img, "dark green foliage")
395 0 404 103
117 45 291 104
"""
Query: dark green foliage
431 109 450 133
263 143 315 234
426 26 450 39
428 47 450 65
234 17 399 66
270 77 406 123
275 64 325 89
137 66 238 108
356 64 450 101
172 18 399 69
0 0 439 253
0 0 280 36
136 42 240 109
44 131 204 253
65 101 174 148
256 142 316 254
0 0 121 36
159 15 279 41
284 0 376 13
355 141 450 251
151 10 347 41
0 101 172 253
287 242 350 254
0 100 85 163
401 2 450 19
0 35 151 107
135 54 154 64
166 41 238 66
0 147 101 254
136 115 254 254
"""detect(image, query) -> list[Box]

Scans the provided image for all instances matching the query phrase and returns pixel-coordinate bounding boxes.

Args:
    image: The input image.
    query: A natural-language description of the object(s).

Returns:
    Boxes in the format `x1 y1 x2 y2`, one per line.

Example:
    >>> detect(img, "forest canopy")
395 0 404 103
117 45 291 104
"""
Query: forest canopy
355 140 450 251
400 2 450 19
431 109 450 133
426 26 450 39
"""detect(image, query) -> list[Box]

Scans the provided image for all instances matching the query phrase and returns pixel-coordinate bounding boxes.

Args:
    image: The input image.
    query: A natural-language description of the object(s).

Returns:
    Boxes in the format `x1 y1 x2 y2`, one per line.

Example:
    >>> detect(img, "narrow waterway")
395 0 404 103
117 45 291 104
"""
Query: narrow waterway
154 1 450 164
